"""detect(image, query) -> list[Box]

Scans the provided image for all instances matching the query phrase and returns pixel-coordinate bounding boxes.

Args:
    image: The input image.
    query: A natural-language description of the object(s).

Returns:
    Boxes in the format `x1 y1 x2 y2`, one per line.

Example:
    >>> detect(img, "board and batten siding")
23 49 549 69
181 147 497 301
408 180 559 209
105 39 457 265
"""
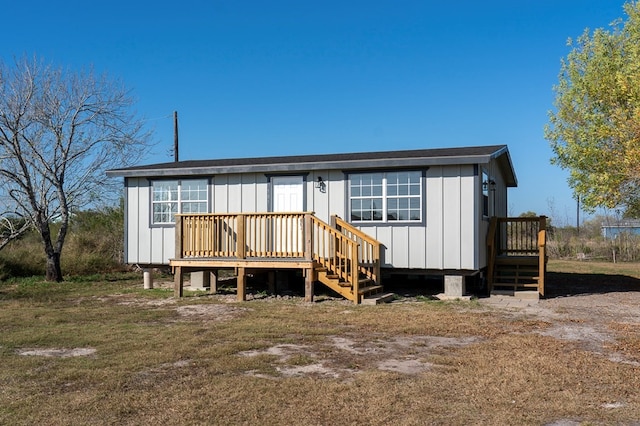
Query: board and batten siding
124 177 175 265
349 165 479 271
212 173 268 213
124 161 503 270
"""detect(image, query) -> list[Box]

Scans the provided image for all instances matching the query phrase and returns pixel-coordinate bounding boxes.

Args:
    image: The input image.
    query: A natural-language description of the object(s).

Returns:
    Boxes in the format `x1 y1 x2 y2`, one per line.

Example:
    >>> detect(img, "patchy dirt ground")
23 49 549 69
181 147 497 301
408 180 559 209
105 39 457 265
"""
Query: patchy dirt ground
20 271 640 378
159 271 640 381
480 271 640 368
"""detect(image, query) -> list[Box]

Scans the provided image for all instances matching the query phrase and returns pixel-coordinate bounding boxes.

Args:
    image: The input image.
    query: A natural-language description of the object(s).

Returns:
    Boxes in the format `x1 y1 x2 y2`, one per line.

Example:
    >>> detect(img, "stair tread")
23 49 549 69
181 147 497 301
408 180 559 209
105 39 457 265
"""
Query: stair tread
358 285 383 295
493 283 539 288
495 275 538 280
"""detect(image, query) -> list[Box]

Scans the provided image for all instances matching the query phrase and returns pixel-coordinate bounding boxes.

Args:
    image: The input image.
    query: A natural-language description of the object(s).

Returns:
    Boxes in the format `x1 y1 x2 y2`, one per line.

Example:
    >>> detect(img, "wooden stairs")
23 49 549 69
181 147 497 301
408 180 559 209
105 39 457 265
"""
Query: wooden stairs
491 256 542 295
313 215 384 304
316 267 383 304
487 216 548 297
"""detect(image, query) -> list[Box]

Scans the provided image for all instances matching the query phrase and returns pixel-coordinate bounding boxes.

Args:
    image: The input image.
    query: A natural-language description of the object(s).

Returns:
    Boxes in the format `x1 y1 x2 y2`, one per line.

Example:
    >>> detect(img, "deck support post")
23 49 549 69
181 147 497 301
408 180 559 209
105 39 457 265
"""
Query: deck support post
143 268 154 289
174 266 184 297
237 267 246 301
209 270 218 294
267 271 276 294
304 268 315 302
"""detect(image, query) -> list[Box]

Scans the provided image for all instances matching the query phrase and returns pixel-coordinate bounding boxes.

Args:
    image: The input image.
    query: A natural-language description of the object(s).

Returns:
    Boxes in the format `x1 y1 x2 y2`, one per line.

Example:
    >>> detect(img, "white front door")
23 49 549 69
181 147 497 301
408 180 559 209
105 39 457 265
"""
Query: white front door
272 176 304 212
271 176 304 254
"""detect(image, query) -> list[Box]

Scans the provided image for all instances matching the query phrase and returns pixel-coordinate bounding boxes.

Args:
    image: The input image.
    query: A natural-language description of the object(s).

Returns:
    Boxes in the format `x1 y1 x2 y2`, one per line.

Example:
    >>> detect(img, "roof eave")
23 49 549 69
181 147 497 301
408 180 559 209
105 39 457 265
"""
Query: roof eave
106 153 503 178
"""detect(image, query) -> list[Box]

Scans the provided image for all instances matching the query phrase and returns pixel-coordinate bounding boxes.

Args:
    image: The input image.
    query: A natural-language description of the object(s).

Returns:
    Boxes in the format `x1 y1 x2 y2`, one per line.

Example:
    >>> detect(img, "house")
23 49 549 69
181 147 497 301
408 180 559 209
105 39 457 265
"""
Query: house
601 220 640 239
106 144 547 303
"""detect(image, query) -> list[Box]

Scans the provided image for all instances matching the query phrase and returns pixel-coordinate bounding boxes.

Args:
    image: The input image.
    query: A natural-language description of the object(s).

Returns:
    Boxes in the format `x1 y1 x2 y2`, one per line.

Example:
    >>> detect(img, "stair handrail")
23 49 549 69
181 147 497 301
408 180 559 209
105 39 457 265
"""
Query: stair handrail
486 216 498 293
537 216 547 297
331 215 381 284
308 214 361 299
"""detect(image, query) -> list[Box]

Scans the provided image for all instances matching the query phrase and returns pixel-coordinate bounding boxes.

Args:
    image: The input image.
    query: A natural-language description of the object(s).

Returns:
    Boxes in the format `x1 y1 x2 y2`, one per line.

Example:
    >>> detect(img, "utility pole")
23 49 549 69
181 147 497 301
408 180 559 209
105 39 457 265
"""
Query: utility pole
576 195 580 235
173 111 179 162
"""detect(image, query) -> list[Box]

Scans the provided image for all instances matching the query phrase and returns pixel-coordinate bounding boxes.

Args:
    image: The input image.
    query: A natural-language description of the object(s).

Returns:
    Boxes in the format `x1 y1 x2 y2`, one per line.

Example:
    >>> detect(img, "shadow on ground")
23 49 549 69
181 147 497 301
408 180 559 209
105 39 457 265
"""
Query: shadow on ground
544 271 640 298
192 269 640 301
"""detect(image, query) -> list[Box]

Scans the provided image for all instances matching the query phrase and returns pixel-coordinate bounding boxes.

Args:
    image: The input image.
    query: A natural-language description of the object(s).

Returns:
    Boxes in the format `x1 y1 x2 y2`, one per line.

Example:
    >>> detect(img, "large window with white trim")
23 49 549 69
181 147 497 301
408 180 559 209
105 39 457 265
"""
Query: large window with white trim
152 179 208 224
349 171 422 222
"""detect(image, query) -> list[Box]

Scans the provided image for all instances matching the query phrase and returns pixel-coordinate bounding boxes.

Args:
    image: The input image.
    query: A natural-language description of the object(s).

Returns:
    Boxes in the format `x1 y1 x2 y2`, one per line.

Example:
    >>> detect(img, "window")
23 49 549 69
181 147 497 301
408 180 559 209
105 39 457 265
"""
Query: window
349 171 422 222
350 173 383 221
152 179 208 224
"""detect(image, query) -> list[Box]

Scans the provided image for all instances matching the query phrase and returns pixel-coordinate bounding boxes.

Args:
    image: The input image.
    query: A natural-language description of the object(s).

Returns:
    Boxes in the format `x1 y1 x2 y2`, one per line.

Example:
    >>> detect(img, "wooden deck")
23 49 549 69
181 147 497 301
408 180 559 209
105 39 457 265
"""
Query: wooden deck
487 216 548 296
170 212 382 304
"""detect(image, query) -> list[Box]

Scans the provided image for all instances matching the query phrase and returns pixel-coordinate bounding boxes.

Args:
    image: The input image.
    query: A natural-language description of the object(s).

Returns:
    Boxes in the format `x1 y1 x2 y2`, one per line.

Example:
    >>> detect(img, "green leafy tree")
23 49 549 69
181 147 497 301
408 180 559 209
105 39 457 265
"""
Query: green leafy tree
0 57 151 281
545 1 640 215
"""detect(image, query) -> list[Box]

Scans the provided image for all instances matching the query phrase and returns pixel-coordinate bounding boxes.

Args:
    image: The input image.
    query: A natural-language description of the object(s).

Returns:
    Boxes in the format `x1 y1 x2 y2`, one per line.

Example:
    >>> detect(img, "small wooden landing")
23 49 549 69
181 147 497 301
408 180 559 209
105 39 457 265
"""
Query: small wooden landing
361 293 395 305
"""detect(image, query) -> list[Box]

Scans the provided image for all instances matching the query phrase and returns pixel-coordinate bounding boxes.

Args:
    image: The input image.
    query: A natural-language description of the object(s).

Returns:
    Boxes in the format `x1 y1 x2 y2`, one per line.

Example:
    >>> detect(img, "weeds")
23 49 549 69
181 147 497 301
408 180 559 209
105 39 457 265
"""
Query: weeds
0 265 639 424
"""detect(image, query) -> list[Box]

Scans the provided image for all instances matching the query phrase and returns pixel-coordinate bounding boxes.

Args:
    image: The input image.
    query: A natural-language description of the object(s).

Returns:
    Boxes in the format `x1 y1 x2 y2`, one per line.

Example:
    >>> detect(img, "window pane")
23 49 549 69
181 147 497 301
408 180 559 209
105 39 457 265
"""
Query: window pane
152 181 179 224
180 180 208 214
386 171 421 222
182 202 207 213
350 173 383 222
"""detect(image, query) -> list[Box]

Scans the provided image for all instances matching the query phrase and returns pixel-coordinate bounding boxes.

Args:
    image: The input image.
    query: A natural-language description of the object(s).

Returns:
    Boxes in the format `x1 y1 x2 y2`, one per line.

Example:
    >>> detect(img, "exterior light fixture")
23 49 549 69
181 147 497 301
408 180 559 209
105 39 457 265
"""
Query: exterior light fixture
482 179 496 191
315 176 326 193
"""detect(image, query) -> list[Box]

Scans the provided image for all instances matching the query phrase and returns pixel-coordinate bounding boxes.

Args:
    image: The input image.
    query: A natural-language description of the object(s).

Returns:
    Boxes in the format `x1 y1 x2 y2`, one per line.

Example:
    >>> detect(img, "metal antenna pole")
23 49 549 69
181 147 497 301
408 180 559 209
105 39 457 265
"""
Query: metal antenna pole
174 111 179 162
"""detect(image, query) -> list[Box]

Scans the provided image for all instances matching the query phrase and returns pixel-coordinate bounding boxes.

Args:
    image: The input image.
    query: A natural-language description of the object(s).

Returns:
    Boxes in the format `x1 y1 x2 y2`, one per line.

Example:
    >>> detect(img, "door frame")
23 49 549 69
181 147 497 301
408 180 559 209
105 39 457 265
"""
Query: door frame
266 174 308 212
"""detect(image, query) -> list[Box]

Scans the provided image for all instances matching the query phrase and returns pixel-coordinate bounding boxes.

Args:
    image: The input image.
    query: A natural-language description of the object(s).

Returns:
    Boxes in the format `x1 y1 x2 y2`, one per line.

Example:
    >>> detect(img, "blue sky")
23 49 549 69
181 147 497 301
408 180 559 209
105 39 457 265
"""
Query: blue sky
2 1 628 223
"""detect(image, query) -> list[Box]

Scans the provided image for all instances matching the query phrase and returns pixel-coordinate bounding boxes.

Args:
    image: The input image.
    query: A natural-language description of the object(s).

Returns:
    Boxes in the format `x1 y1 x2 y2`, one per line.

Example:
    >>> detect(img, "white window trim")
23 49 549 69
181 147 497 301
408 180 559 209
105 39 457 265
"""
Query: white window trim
348 171 423 224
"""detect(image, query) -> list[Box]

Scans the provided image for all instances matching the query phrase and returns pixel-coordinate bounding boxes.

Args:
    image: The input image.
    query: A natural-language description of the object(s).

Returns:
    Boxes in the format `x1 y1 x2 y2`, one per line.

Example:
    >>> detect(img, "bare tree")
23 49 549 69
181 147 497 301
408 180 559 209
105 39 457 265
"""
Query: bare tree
0 212 30 251
0 57 151 281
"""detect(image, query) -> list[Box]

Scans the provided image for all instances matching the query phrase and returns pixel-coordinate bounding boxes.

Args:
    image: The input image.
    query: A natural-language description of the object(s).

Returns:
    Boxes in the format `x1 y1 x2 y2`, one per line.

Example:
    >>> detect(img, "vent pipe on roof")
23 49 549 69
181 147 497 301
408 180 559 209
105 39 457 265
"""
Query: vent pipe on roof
173 111 179 162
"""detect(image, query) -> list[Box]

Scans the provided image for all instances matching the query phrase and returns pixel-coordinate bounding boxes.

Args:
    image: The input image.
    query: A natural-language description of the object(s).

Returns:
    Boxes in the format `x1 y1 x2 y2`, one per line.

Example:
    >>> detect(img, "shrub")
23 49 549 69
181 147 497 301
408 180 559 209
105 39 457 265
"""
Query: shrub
0 205 126 279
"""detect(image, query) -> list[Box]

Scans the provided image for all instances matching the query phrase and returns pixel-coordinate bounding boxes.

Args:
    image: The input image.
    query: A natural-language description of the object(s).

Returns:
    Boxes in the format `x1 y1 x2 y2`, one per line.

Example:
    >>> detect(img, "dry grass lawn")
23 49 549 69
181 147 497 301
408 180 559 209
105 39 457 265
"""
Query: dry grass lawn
0 262 639 425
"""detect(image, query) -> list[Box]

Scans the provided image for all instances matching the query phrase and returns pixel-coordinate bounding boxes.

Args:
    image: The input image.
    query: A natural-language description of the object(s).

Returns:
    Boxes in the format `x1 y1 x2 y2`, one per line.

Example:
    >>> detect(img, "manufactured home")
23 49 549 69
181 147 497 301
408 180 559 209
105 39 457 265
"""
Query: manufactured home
106 144 547 303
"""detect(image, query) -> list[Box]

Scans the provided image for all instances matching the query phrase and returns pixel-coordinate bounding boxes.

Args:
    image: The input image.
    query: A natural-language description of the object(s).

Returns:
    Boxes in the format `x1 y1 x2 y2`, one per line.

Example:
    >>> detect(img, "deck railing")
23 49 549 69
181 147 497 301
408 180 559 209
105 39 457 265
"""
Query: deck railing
176 212 307 259
175 212 381 293
308 215 360 293
332 215 381 284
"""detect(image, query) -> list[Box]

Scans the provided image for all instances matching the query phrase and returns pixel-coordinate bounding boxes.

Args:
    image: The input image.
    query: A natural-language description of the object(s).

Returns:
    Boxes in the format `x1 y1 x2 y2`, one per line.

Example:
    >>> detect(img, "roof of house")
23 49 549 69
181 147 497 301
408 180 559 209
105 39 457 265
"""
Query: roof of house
106 144 517 186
